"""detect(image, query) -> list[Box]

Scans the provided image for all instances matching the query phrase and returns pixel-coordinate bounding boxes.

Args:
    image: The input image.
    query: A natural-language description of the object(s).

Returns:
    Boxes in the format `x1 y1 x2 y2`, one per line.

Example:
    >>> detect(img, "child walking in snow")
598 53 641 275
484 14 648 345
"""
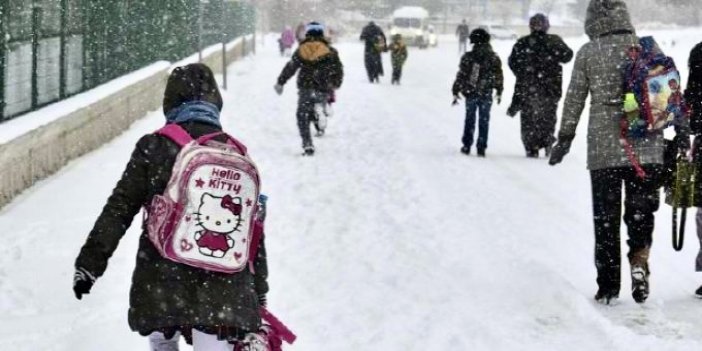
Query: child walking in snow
452 28 503 157
279 26 296 57
389 34 408 85
687 42 702 298
73 63 269 350
275 22 344 156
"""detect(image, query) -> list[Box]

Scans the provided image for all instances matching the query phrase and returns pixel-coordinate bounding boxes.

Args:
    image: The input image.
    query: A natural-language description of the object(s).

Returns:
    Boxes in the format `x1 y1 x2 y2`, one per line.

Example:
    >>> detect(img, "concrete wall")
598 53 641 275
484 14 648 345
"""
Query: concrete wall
0 36 255 209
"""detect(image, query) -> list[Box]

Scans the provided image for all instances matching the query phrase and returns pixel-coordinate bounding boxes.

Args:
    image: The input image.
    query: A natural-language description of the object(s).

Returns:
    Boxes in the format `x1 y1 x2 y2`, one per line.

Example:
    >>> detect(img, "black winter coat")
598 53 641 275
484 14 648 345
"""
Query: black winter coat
75 121 268 336
686 42 702 206
277 37 344 92
360 23 386 54
452 43 504 98
508 32 573 100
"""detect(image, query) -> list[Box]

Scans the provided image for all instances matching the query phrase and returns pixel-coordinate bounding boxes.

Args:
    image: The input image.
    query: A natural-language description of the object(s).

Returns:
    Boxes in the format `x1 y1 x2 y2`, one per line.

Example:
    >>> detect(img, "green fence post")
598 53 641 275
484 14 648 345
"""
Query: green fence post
59 0 67 98
220 0 227 90
0 0 7 120
81 0 88 89
31 5 41 109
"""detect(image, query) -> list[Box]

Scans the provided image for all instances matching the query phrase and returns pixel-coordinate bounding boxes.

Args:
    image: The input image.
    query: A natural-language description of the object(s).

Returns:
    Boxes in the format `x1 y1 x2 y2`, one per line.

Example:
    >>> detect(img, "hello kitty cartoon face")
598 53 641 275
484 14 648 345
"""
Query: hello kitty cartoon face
195 193 243 234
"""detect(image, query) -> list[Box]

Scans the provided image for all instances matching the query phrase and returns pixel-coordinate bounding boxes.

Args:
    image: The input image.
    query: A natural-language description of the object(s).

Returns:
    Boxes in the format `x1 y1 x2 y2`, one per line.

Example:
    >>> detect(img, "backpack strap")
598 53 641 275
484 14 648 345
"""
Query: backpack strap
260 307 297 345
619 118 648 179
248 220 264 273
156 124 194 147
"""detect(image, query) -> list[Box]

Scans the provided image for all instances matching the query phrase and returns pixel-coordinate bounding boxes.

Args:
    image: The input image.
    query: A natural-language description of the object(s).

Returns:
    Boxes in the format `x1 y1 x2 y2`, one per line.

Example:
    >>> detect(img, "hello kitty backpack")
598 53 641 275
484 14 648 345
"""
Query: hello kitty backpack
145 124 262 274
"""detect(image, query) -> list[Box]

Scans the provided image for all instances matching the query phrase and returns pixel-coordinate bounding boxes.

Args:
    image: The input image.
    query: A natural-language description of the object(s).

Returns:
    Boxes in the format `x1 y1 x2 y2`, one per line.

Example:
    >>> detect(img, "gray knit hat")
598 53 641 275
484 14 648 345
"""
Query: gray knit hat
585 0 635 39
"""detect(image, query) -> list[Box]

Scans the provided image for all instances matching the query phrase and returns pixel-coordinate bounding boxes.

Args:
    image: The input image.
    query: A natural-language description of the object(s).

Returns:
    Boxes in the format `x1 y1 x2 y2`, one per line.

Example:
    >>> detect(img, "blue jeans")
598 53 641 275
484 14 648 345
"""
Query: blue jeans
462 96 492 150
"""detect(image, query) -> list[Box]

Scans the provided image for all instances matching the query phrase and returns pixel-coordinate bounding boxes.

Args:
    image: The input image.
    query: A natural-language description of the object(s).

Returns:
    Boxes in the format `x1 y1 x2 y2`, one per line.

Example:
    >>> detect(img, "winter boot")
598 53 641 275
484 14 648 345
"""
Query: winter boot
631 266 649 303
312 104 327 137
629 248 650 303
460 146 471 155
594 288 619 305
477 148 486 158
695 285 702 298
303 145 315 156
526 149 539 158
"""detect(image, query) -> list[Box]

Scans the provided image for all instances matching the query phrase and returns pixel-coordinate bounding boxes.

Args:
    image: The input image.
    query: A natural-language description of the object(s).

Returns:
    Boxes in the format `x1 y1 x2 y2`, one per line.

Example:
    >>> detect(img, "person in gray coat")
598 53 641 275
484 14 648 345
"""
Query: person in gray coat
549 0 688 305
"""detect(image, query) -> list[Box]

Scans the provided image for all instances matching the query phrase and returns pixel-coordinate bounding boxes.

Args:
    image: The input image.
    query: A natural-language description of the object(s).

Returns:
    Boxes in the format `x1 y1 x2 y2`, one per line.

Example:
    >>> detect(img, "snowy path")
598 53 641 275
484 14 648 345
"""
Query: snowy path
2 30 702 350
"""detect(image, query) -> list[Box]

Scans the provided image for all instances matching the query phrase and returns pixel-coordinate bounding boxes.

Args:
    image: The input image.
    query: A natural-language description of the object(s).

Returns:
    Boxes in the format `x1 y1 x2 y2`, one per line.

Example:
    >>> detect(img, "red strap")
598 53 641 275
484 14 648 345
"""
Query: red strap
156 124 193 147
260 308 297 344
619 118 647 179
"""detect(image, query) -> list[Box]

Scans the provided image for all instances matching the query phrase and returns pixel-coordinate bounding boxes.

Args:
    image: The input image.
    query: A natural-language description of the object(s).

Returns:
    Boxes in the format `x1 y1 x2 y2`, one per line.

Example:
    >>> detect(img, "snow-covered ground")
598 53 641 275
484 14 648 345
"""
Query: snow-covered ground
2 30 702 350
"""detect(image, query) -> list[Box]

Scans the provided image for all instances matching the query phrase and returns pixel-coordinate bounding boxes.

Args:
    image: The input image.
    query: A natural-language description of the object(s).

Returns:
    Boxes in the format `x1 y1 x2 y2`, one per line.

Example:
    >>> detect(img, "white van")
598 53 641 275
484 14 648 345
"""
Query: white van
389 6 430 49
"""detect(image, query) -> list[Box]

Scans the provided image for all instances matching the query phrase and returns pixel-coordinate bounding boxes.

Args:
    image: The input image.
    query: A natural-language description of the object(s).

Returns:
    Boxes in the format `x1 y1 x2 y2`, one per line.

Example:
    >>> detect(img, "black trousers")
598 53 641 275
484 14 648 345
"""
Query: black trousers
590 166 662 295
364 52 383 81
392 64 403 83
296 89 328 148
520 96 558 151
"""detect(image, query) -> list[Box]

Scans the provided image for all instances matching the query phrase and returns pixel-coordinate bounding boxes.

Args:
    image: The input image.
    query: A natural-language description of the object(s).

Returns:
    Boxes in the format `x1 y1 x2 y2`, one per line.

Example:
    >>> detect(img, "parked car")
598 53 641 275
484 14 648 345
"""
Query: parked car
482 25 518 40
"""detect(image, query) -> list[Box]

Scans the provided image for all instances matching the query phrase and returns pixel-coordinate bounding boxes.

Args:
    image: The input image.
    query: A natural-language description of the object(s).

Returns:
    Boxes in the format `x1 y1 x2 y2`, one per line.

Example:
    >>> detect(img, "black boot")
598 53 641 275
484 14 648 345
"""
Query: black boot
631 266 649 303
460 146 471 155
595 288 619 305
695 285 702 298
477 148 486 157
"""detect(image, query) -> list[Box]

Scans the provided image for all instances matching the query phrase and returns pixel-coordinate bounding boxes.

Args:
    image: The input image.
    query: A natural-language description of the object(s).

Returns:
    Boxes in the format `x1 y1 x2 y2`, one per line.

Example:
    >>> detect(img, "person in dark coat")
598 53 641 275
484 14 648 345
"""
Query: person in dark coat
73 63 268 349
508 13 573 158
549 0 689 305
389 34 408 85
360 21 387 83
452 28 503 157
456 19 470 54
275 22 344 155
687 42 702 298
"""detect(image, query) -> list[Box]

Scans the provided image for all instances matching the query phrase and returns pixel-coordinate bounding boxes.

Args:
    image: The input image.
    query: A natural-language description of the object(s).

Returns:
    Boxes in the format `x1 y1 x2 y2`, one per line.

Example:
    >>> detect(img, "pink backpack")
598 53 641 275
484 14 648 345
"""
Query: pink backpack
145 124 263 274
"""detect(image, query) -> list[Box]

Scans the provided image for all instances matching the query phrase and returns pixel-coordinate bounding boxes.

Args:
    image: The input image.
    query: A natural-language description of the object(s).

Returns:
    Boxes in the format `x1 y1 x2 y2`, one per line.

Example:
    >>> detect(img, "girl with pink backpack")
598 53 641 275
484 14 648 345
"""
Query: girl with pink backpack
73 64 294 350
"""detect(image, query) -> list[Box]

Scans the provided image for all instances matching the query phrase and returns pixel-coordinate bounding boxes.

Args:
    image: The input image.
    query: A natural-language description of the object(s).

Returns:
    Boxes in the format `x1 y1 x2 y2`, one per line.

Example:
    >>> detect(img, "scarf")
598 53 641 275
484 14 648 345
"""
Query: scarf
165 101 221 128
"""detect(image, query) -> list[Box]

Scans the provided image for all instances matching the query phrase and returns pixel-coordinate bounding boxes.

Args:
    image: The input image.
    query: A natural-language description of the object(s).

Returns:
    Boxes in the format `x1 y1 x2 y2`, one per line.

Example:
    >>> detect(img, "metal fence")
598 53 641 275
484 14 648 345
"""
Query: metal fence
0 0 255 122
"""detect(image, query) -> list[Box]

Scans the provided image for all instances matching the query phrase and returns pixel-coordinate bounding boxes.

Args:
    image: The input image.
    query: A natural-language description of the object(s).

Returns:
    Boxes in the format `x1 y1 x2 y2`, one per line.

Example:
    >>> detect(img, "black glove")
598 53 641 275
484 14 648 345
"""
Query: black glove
258 294 267 308
549 137 573 166
73 267 96 300
506 102 519 118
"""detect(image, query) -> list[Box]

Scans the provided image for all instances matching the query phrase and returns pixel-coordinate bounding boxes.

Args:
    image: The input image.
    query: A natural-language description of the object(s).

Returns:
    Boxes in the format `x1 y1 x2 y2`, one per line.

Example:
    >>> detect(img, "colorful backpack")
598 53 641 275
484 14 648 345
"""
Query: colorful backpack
145 124 263 274
623 36 687 138
621 36 688 177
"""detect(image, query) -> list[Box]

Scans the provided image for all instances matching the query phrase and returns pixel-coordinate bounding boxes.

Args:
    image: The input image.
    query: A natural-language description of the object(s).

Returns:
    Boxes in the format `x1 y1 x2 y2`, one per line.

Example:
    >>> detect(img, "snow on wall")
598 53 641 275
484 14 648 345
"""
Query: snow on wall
0 36 256 209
